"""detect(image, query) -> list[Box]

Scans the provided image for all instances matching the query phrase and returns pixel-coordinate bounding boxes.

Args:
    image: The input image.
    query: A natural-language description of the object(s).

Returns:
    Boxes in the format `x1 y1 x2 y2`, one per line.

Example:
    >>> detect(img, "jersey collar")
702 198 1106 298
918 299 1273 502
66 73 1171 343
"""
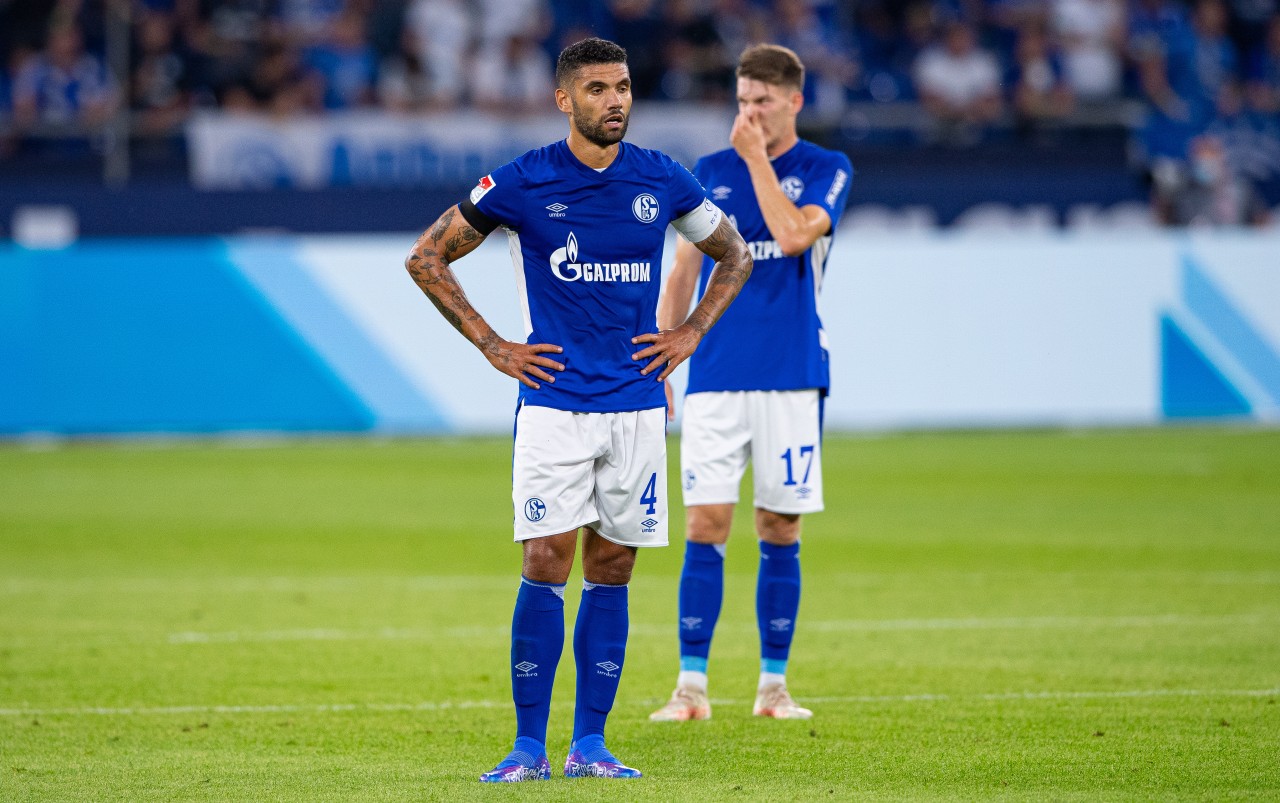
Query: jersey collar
560 139 627 179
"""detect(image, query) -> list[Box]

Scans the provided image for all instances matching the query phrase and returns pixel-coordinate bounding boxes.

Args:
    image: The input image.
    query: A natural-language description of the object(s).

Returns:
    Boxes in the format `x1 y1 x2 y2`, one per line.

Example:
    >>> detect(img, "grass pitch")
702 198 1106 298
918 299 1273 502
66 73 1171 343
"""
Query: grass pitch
1 428 1278 801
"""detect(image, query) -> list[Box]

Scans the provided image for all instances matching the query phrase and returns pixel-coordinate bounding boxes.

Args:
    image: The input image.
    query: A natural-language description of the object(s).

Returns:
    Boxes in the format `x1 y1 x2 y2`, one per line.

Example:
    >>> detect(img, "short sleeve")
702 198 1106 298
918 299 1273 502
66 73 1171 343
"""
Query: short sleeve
468 160 525 229
795 153 854 230
666 156 711 220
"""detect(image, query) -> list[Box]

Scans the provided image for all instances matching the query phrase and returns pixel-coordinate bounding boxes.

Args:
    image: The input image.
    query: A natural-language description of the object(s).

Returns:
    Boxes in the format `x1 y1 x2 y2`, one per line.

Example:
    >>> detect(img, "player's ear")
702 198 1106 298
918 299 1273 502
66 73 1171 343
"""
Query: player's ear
790 90 804 115
555 86 572 114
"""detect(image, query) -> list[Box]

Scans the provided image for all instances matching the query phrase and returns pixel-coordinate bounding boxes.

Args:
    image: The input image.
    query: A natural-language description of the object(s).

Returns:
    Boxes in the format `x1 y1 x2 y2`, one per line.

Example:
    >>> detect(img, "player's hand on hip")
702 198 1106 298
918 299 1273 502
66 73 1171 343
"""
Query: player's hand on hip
484 340 564 389
631 324 701 382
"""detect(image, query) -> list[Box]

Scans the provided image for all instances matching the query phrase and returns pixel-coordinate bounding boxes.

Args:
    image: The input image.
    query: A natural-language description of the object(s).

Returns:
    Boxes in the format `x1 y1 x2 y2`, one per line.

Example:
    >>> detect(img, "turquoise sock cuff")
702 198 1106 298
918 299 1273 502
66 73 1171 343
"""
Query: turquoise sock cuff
761 658 788 675
680 655 708 673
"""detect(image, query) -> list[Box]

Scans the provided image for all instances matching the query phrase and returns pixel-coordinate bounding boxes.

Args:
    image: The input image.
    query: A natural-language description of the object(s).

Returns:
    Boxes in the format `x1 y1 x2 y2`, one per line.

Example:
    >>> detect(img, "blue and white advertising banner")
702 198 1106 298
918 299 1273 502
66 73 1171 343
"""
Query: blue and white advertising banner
3 231 1278 435
185 106 732 190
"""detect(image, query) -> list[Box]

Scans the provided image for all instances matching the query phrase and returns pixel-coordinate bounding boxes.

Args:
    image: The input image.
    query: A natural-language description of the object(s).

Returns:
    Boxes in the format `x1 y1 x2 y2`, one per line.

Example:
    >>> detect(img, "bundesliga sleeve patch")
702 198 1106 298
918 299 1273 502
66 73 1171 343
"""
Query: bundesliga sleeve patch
469 174 496 204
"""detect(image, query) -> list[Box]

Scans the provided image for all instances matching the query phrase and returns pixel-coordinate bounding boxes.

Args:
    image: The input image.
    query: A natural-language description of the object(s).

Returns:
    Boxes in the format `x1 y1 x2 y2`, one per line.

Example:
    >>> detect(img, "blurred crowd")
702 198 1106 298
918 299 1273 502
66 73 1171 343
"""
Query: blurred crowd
0 0 1277 221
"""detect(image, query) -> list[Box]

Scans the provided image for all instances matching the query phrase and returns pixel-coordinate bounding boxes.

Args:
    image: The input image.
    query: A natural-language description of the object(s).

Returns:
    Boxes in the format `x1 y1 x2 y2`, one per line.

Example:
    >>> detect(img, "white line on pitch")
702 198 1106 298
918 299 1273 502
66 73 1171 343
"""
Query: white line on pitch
2 688 1275 718
160 613 1273 644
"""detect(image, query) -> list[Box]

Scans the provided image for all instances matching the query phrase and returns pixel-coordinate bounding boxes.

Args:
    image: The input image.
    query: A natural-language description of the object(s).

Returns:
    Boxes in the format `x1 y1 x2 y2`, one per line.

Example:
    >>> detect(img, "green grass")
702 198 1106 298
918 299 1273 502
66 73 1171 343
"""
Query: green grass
1 428 1278 801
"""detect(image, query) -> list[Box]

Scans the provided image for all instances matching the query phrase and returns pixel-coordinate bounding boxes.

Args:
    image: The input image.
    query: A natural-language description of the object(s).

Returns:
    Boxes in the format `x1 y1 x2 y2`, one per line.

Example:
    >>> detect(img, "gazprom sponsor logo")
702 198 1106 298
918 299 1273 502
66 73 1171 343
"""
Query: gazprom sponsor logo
747 239 785 261
549 232 652 283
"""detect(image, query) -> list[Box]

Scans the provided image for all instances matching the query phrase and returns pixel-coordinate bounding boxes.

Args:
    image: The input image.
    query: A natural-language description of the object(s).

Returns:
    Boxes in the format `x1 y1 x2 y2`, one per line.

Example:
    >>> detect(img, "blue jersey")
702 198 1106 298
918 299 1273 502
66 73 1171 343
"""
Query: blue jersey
472 139 717 413
685 141 853 396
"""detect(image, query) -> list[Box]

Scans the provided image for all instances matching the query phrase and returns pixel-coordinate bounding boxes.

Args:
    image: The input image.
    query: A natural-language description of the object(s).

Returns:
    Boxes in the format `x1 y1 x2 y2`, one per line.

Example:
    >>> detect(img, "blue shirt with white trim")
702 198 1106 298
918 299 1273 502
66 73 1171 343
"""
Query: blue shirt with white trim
471 139 719 413
685 140 853 395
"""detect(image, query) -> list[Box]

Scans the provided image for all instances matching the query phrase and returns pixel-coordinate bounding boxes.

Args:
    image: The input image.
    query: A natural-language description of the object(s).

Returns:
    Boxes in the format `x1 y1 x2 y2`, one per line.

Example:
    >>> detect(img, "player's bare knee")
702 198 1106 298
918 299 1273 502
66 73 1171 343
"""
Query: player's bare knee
521 530 578 583
686 504 733 544
582 529 637 585
756 509 801 545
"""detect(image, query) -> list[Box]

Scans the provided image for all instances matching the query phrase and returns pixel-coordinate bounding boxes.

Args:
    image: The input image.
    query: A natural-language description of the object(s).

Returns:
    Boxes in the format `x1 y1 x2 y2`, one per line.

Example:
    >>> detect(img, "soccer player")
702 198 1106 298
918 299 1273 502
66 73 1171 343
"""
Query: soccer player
403 38 751 782
649 44 853 723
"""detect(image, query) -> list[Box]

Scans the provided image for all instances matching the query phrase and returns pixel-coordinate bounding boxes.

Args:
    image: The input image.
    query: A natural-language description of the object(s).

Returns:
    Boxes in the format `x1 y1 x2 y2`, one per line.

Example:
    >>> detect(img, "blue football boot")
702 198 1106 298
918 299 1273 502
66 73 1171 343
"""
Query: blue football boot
563 734 642 779
479 740 551 783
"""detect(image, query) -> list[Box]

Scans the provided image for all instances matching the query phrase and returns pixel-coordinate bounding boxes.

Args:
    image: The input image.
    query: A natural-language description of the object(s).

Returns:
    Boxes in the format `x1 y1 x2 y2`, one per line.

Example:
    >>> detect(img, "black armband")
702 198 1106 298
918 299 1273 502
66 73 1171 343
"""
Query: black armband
459 198 499 235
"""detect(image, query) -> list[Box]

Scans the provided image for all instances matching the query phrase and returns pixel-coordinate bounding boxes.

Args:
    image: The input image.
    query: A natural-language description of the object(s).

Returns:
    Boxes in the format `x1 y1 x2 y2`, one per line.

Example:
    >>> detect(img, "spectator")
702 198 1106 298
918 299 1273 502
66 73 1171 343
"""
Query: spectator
1052 0 1126 100
378 30 434 112
476 0 547 48
1152 133 1271 225
605 0 663 97
131 11 194 137
1009 23 1076 136
1190 0 1241 103
184 0 283 105
655 0 729 101
278 0 346 46
304 10 378 109
11 24 118 132
1207 79 1280 181
403 0 470 107
471 33 554 113
221 40 311 115
772 0 862 116
1246 14 1280 112
913 20 1003 143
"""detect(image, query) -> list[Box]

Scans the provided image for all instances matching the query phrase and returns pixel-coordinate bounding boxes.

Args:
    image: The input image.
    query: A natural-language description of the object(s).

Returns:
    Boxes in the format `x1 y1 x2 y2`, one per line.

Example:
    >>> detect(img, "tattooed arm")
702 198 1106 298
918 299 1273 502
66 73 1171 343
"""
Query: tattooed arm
405 205 563 389
631 215 752 381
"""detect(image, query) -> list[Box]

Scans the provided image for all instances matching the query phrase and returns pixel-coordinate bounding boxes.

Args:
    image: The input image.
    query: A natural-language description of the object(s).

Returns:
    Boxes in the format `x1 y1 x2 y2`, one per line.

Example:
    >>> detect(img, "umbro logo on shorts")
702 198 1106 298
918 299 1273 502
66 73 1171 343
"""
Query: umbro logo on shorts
641 518 659 533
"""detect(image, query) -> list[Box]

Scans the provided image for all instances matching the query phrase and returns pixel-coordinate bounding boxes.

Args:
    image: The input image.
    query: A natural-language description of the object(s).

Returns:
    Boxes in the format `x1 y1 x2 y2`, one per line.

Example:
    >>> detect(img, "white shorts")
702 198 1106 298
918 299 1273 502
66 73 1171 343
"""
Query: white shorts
512 404 668 547
680 390 824 514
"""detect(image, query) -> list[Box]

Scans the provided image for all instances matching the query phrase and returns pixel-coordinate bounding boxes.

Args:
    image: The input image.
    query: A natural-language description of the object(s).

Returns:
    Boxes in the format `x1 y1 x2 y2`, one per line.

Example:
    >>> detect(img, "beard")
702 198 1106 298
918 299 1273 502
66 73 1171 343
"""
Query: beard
571 100 629 147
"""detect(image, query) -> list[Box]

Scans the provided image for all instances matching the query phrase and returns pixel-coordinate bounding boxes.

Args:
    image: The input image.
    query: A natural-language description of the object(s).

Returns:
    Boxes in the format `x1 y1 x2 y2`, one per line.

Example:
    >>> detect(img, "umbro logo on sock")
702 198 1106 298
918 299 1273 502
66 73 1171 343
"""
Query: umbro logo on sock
595 661 620 677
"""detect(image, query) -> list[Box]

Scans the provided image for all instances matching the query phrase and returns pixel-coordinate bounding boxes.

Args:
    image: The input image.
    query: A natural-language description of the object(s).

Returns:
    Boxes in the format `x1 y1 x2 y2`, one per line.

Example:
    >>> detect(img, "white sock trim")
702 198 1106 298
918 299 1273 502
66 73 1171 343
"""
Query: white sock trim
758 671 786 690
677 670 708 692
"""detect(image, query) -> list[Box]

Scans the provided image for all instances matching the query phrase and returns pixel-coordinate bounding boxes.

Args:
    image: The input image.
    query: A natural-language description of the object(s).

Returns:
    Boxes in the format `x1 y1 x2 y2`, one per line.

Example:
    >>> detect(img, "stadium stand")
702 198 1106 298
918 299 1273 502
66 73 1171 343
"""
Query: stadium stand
0 0 1276 234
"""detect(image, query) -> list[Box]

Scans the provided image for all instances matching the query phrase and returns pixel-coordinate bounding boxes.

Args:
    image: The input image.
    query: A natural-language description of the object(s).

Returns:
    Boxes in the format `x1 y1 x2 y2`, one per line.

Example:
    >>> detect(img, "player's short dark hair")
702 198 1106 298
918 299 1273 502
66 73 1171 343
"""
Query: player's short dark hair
737 44 805 92
556 37 628 89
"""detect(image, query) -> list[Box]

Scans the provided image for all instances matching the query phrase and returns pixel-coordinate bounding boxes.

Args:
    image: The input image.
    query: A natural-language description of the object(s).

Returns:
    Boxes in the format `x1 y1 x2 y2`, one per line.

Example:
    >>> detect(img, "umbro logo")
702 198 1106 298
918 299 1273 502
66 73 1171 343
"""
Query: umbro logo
796 487 811 498
769 618 792 632
641 518 658 533
681 616 703 630
712 185 732 200
546 202 567 218
595 660 620 677
514 661 538 676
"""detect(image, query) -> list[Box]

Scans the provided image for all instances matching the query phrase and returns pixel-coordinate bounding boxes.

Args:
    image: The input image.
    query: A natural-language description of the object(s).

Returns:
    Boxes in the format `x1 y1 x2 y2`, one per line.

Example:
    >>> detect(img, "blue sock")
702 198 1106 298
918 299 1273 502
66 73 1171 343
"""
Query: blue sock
757 541 801 666
511 577 564 748
572 581 628 742
678 542 724 669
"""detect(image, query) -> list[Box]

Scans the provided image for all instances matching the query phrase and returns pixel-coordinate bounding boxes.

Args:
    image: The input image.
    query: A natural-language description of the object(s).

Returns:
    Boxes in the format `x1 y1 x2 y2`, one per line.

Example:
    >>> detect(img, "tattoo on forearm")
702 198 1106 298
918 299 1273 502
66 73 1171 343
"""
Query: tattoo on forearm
405 207 489 341
685 218 752 335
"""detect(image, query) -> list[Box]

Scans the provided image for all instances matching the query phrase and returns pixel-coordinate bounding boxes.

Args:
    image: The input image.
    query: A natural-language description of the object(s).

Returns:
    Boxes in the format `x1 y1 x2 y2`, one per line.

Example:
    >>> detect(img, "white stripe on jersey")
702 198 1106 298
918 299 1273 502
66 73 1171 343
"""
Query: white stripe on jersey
811 233 833 351
506 229 533 338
